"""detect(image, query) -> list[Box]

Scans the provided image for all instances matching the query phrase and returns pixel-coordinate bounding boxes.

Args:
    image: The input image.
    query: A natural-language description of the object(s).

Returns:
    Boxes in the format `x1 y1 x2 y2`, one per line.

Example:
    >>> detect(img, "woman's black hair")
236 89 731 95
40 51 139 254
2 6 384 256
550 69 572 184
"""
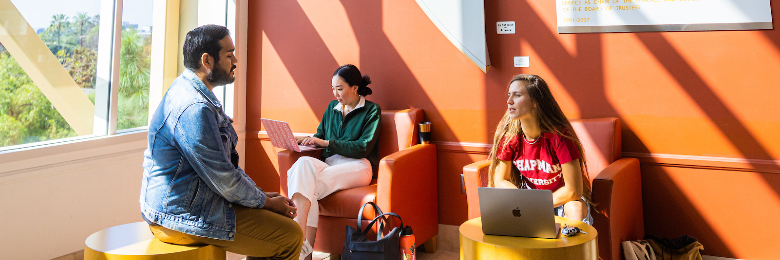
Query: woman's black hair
333 64 372 96
183 24 230 71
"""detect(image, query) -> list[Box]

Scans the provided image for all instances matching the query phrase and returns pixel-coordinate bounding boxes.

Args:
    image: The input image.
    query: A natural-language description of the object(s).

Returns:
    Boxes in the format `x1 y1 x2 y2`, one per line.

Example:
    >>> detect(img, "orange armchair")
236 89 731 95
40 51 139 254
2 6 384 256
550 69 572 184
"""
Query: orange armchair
277 109 438 255
463 118 644 260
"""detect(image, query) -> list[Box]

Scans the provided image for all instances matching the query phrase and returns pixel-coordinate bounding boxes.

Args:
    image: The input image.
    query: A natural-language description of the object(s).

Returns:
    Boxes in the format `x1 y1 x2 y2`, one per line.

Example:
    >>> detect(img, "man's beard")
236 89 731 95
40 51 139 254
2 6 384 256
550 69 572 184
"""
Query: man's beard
207 61 236 86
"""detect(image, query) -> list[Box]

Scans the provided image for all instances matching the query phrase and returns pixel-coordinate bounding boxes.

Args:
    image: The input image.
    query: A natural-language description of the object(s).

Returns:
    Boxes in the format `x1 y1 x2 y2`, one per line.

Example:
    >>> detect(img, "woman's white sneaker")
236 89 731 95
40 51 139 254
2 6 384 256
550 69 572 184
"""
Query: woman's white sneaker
299 240 313 260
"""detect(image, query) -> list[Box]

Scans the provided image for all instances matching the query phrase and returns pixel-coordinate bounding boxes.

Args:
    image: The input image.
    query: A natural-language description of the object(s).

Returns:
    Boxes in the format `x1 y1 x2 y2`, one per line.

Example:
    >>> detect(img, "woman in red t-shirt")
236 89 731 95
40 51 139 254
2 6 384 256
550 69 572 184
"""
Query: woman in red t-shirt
488 74 593 224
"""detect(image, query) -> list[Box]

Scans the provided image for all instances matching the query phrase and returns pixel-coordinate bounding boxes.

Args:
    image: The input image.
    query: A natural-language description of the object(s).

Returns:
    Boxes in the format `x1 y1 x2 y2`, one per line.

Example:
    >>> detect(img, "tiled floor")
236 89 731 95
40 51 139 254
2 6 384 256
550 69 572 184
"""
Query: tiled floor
59 225 464 260
52 221 743 260
415 250 460 260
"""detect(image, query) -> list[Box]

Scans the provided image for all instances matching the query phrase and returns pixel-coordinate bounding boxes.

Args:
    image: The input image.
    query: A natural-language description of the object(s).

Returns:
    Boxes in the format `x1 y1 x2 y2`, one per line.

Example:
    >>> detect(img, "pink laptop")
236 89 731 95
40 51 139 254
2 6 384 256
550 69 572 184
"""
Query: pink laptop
260 118 318 152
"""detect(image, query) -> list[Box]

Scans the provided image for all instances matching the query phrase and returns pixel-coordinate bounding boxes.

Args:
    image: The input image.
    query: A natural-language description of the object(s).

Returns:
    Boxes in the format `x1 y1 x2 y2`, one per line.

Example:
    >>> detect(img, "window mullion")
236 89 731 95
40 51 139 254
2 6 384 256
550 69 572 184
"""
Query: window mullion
94 0 123 135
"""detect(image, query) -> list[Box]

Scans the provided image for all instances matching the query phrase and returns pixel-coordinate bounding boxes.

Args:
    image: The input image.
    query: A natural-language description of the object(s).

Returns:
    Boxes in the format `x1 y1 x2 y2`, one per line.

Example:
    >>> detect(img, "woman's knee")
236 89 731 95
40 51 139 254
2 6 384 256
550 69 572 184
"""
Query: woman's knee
288 157 320 177
291 192 311 203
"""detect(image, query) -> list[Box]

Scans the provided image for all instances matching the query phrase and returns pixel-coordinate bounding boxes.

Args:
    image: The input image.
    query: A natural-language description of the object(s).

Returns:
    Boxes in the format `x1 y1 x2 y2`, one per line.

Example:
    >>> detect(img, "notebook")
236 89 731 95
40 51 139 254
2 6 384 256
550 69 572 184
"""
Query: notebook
478 187 561 239
260 118 319 153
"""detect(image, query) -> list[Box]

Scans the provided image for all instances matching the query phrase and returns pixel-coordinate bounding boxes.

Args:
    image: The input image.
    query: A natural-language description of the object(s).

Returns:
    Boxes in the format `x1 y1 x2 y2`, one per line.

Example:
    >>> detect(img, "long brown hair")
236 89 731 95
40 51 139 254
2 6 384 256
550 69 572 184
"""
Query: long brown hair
487 74 592 203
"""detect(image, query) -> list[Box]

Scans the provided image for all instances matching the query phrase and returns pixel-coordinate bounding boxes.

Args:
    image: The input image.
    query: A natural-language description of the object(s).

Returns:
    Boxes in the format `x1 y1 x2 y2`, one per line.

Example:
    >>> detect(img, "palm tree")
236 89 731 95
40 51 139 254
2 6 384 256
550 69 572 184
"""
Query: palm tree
50 14 68 52
72 13 91 47
117 28 151 129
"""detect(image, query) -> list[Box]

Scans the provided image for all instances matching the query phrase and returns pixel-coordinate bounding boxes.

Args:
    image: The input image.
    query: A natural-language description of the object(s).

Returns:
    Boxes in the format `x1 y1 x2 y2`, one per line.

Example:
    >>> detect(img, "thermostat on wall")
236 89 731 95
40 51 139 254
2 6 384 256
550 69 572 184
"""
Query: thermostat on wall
514 56 530 67
497 21 515 34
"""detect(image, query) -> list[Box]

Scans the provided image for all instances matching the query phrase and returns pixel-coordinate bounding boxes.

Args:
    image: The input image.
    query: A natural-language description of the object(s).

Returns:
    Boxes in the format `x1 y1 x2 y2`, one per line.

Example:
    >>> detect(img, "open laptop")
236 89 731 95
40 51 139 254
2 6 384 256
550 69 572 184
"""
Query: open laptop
478 187 561 239
260 118 319 152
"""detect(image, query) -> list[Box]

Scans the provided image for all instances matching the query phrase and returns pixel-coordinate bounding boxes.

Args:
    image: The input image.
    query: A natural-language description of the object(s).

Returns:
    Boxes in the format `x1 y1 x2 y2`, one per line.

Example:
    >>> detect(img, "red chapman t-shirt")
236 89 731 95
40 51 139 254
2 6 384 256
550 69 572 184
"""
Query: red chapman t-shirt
496 132 581 191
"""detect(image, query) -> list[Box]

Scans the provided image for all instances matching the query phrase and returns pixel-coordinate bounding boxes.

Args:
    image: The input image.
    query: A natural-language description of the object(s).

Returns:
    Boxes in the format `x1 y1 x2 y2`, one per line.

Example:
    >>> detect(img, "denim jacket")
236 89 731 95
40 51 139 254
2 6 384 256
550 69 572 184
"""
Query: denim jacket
140 70 266 240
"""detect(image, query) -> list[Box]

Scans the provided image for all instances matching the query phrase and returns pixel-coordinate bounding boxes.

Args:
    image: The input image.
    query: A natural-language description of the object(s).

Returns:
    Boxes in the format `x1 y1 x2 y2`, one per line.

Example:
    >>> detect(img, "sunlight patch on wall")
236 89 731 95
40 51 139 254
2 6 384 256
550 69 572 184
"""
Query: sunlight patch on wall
603 33 744 157
261 31 319 131
665 169 780 258
299 0 359 67
521 39 581 120
662 31 780 159
382 0 488 142
414 0 489 73
525 0 577 57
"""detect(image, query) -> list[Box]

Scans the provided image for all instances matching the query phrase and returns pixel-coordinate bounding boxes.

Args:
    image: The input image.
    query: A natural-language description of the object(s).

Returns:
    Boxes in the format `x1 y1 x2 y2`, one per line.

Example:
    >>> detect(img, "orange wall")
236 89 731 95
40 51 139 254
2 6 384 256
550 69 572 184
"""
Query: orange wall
244 1 780 258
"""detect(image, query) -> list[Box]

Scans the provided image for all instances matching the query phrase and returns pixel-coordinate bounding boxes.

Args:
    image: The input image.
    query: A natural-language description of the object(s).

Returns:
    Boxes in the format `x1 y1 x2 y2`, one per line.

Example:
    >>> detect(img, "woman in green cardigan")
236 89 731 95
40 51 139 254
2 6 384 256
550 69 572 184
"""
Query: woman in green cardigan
289 64 381 260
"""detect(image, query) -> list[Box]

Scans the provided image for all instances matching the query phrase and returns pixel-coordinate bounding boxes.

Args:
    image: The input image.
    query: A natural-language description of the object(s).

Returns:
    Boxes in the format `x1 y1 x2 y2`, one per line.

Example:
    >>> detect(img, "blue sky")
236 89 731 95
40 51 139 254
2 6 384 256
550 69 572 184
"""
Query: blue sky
11 0 154 29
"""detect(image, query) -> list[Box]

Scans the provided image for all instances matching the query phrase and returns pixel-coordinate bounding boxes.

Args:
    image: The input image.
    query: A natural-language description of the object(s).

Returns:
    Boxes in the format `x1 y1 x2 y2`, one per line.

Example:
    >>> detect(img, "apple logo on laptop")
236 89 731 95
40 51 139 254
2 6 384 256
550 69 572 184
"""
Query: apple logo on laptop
512 207 521 217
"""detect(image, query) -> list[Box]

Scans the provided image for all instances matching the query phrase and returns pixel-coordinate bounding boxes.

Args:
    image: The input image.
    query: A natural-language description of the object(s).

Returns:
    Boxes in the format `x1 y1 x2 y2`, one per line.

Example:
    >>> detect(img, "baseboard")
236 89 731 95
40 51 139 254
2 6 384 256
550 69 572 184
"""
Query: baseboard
51 250 83 260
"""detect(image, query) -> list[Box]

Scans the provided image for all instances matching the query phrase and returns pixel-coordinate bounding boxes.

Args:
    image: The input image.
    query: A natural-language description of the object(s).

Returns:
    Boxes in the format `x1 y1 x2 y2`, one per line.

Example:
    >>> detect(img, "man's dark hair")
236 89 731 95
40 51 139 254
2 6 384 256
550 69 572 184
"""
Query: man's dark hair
183 25 230 71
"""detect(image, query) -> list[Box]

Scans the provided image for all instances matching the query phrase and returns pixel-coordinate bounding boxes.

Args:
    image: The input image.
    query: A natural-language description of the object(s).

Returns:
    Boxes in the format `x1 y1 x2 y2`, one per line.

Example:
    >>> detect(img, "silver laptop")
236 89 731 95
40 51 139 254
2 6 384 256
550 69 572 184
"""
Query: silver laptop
478 187 560 239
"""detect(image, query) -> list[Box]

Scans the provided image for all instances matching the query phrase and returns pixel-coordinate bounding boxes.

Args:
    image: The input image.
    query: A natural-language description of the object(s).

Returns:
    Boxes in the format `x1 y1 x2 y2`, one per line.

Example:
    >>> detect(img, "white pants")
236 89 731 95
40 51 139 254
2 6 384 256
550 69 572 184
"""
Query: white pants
287 155 372 228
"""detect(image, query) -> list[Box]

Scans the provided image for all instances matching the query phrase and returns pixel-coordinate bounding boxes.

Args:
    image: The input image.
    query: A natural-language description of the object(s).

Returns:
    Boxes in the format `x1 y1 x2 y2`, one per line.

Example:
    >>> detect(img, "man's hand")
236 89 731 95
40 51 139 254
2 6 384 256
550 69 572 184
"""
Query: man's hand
264 192 280 198
263 195 297 219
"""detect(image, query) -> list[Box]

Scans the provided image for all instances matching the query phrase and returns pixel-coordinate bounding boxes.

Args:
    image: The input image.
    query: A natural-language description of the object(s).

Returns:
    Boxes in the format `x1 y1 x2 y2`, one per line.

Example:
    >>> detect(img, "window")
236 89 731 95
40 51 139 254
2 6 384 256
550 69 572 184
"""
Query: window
117 0 153 130
0 0 154 149
1 0 103 147
1 0 239 151
207 0 237 118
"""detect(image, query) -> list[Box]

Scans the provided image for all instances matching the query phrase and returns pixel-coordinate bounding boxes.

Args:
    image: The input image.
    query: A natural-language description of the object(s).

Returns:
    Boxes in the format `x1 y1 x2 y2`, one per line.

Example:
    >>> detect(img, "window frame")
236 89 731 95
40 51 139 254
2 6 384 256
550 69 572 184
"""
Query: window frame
0 0 244 165
0 0 168 155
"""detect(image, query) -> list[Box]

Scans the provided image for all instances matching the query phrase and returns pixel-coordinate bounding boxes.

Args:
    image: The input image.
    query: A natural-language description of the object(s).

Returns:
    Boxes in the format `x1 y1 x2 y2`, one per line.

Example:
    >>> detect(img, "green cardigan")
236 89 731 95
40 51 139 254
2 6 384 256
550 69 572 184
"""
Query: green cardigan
313 99 381 170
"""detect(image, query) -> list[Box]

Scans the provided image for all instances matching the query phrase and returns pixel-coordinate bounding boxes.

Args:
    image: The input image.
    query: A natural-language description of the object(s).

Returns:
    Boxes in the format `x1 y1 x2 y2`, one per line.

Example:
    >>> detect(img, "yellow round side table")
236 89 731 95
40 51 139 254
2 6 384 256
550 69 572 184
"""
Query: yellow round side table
85 222 226 260
459 216 598 260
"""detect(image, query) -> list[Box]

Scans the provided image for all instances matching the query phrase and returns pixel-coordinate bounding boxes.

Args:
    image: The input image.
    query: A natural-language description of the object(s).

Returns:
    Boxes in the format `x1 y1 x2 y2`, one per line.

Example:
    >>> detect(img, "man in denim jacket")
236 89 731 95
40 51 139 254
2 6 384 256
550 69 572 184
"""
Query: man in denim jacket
140 25 302 260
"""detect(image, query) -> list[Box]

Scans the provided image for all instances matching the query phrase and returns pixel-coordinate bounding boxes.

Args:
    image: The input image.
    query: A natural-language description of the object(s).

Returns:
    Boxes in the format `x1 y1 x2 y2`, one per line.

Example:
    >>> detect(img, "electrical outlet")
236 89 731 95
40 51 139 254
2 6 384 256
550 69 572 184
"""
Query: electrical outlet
497 21 515 34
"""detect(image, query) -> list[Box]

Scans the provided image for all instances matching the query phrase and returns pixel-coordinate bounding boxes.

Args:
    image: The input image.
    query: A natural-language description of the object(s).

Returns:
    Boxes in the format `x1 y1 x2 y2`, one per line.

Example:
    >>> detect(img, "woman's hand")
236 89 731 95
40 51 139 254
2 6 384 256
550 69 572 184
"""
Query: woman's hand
297 136 329 148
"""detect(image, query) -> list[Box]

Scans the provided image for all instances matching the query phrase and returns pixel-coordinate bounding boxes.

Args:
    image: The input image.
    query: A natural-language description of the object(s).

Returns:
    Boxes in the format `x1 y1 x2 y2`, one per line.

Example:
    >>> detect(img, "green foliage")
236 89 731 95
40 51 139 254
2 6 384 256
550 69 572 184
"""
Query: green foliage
61 47 98 90
0 13 151 147
117 28 151 130
0 52 76 146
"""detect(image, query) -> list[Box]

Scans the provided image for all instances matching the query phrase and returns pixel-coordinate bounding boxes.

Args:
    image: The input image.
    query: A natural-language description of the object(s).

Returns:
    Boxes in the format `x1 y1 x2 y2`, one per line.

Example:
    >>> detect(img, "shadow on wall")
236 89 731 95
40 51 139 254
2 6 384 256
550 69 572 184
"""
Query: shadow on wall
485 0 780 258
253 0 464 222
259 0 460 142
247 0 780 258
640 164 734 257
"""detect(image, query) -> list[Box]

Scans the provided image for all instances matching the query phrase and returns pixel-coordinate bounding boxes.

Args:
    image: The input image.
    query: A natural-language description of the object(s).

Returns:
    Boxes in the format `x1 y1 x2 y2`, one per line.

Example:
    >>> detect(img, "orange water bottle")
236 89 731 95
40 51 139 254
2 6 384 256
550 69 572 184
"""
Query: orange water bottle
400 226 415 260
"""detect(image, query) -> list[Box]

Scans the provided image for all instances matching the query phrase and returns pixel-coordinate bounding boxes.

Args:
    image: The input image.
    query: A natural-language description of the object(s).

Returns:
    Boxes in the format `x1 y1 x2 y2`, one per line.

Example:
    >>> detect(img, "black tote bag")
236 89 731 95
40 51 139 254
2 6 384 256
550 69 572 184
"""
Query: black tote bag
342 202 404 260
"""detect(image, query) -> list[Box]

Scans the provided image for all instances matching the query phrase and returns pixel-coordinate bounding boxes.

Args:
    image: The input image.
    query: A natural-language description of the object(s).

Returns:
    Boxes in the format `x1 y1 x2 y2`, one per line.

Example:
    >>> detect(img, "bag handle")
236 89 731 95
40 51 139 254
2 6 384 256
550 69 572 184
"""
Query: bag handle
362 212 404 241
357 202 384 231
623 240 656 260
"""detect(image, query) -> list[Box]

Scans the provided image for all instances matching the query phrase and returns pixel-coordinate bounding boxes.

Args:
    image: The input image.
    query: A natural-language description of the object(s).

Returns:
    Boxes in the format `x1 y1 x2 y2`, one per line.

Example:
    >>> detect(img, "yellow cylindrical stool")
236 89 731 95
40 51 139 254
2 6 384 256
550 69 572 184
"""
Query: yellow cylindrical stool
459 216 598 260
85 222 226 260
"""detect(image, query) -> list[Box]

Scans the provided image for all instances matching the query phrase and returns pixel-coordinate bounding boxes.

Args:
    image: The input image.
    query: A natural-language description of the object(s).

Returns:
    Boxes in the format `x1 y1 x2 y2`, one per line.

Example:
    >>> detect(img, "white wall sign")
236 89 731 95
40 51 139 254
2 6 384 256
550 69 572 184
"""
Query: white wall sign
557 0 773 33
